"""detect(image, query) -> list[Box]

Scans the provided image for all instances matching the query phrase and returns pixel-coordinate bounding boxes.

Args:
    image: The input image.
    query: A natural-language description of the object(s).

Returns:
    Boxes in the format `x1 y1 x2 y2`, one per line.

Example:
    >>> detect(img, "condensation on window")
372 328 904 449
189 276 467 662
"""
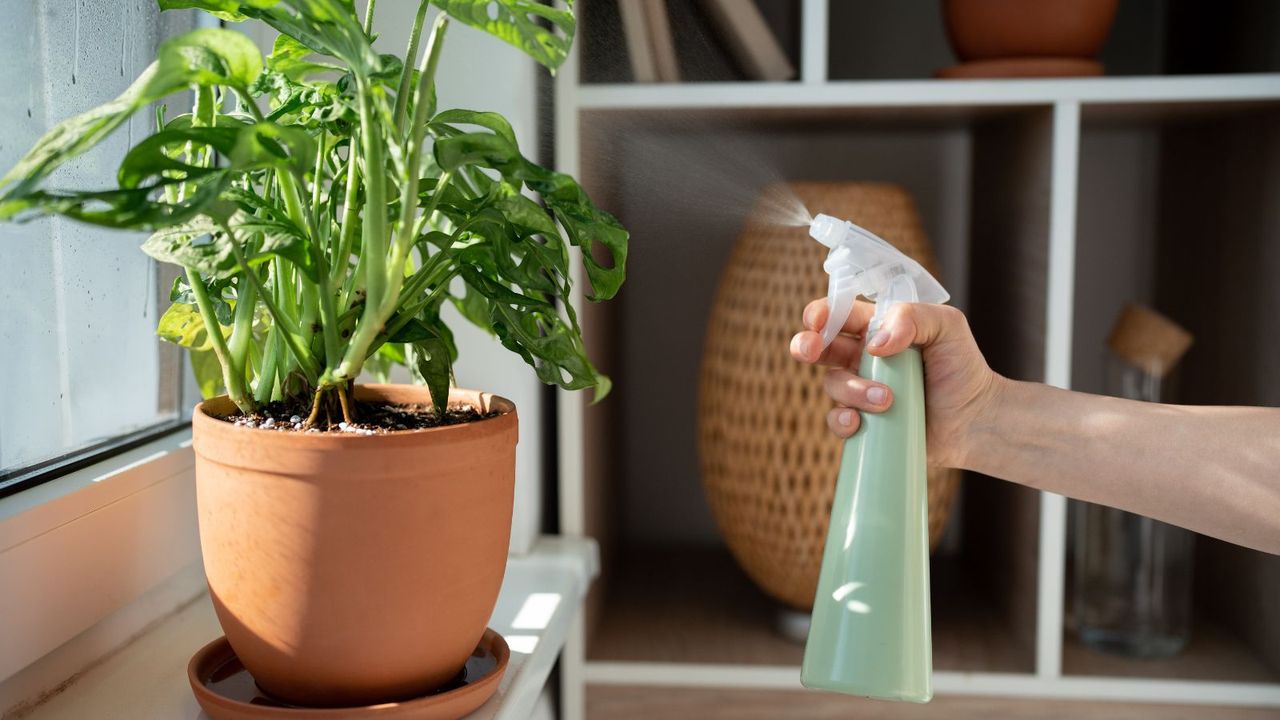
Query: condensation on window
0 2 195 472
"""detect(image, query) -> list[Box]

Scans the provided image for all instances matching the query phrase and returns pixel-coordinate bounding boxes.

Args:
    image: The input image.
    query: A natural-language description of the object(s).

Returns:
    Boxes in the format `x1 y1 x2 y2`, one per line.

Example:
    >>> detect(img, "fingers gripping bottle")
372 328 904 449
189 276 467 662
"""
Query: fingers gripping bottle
800 214 949 703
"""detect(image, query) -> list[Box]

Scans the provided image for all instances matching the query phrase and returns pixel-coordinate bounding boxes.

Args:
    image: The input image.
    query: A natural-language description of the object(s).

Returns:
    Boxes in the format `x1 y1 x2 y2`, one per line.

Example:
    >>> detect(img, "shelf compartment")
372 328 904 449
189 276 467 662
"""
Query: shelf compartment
825 0 1280 81
587 543 1034 674
580 0 801 85
1065 103 1280 683
573 108 1052 680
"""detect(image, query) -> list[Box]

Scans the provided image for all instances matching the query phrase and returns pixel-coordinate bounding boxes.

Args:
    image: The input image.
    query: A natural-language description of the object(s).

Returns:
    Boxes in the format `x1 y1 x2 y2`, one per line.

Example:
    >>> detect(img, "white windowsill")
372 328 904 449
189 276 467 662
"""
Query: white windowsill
0 429 202 705
19 535 598 720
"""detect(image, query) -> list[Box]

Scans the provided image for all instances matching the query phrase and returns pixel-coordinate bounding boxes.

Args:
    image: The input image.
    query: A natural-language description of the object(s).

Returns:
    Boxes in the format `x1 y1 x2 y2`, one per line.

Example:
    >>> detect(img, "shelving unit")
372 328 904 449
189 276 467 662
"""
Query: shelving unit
553 2 1280 718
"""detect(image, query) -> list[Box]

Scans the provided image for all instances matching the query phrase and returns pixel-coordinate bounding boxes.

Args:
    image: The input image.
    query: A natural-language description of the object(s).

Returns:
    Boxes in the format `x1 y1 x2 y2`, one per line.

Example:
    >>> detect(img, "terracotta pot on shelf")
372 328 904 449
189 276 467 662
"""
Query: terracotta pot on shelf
939 0 1119 78
698 182 961 612
192 384 517 708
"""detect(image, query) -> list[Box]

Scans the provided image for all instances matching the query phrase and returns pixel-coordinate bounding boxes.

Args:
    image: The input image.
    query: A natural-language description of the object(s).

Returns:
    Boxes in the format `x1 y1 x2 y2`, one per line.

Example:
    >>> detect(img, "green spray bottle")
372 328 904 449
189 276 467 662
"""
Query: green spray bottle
800 214 949 703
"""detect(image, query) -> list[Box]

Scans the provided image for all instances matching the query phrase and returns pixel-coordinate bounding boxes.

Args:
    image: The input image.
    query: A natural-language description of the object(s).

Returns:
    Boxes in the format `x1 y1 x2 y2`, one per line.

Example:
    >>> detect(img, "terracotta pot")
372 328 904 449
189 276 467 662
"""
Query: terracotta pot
943 0 1119 61
192 385 517 707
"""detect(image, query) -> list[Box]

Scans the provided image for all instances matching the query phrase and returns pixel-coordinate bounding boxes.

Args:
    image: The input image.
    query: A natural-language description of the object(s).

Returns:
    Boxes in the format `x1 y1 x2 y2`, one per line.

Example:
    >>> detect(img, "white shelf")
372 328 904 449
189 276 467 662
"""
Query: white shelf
582 662 1280 709
576 74 1280 111
20 536 599 720
555 10 1280 716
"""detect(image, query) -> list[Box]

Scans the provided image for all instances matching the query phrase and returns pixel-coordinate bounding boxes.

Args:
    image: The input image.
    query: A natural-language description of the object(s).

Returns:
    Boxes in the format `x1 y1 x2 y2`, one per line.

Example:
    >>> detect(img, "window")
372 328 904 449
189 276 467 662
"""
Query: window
0 2 199 493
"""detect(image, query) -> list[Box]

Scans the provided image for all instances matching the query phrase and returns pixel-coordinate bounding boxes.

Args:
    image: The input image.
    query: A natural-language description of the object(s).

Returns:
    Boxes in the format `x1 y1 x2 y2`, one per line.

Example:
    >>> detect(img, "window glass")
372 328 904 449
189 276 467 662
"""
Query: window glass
0 2 195 476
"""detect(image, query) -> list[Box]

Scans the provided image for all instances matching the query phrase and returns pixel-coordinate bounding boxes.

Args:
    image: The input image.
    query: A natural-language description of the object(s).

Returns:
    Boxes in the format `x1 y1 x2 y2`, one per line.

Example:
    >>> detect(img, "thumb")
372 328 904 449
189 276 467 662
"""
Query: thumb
866 303 966 357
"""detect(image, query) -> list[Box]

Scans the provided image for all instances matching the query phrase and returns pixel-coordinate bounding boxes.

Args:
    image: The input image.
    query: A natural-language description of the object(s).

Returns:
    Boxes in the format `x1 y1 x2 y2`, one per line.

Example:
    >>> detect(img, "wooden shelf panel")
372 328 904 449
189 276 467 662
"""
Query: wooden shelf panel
1062 621 1279 684
586 685 1280 719
587 546 1033 673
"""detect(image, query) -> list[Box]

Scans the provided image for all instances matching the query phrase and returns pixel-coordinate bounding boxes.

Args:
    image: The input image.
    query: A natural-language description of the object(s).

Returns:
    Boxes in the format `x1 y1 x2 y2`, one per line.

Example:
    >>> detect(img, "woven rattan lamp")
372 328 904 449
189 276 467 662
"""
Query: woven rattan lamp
698 181 961 614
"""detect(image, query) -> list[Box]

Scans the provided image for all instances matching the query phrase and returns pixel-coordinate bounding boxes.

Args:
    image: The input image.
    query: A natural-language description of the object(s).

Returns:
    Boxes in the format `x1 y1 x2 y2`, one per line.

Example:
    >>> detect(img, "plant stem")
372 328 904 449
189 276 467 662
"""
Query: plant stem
334 78 390 383
221 220 322 383
254 326 282 404
186 267 254 414
334 147 361 289
304 385 327 428
357 14 451 350
393 16 449 265
363 0 378 35
393 1 432 135
336 383 354 424
355 79 388 315
227 269 259 375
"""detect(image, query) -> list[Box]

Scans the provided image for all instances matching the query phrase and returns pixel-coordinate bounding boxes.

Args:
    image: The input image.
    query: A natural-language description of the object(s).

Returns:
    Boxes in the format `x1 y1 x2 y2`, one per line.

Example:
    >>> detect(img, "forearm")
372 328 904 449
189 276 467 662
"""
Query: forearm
963 378 1280 554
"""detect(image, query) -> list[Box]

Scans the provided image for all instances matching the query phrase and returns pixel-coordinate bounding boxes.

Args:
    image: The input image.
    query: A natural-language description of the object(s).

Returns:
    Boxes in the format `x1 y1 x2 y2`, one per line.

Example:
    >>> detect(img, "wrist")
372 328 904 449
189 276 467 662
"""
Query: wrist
954 371 1010 473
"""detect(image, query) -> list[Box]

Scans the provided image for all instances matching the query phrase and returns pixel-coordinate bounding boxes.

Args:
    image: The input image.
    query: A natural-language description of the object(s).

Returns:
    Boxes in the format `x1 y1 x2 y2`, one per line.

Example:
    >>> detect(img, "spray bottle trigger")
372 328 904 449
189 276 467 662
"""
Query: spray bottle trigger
822 275 858 350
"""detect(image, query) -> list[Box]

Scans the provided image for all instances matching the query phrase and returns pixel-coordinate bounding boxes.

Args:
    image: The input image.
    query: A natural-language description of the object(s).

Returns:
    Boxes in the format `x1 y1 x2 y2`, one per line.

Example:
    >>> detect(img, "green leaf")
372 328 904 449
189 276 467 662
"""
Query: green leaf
452 281 493 334
0 176 228 230
526 170 629 301
432 109 518 148
387 316 435 343
494 191 559 237
116 127 242 188
158 0 282 22
433 131 520 175
428 0 576 71
157 301 230 350
411 337 453 415
154 27 264 90
267 33 342 80
171 275 234 325
141 210 314 279
230 123 317 179
189 348 227 399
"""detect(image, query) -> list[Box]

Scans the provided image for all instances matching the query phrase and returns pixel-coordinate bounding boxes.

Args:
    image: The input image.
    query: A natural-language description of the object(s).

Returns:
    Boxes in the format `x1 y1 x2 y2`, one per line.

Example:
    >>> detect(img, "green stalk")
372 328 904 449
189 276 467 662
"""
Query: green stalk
186 267 254 414
363 0 378 35
271 257 299 390
393 2 432 134
334 18 449 382
355 80 388 314
375 266 459 353
393 16 449 267
310 132 328 250
221 220 322 383
254 325 281 404
227 269 259 375
334 147 362 289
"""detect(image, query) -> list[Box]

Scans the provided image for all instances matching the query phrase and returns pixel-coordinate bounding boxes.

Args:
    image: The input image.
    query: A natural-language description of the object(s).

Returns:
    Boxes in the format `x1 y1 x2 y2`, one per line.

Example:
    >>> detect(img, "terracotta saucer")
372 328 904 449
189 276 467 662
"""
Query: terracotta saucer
937 57 1104 79
188 629 509 720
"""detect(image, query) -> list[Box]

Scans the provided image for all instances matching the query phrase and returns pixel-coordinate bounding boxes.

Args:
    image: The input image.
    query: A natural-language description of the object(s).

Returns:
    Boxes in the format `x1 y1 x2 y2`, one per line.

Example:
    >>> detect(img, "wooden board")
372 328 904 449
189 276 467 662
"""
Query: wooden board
587 685 1280 719
1062 620 1279 683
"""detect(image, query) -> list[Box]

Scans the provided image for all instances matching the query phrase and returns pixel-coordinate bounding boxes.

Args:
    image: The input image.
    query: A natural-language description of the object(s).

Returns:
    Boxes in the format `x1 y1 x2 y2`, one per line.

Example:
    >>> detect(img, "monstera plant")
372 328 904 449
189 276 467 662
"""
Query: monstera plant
0 0 623 427
0 0 626 710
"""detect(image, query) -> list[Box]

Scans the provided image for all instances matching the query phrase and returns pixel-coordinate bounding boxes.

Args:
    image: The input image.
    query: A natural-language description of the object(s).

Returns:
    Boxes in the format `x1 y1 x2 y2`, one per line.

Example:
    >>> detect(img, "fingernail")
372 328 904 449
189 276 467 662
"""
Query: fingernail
867 331 889 349
837 409 854 427
866 386 887 405
790 335 804 356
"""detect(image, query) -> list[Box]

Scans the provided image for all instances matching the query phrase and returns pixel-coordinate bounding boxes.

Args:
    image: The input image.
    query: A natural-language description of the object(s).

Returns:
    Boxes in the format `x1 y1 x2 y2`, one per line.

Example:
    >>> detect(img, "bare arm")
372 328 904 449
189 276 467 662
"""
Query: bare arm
970 379 1280 554
792 299 1280 555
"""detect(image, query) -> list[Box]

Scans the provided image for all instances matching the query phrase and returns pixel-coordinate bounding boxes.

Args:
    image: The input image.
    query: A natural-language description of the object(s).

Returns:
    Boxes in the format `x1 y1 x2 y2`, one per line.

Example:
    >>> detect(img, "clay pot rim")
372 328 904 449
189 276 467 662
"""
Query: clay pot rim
192 384 516 447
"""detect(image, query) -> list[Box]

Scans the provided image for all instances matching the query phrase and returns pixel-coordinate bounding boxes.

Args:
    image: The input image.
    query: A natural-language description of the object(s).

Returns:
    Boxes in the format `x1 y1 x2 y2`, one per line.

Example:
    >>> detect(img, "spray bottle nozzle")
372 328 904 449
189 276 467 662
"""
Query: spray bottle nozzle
809 213 949 350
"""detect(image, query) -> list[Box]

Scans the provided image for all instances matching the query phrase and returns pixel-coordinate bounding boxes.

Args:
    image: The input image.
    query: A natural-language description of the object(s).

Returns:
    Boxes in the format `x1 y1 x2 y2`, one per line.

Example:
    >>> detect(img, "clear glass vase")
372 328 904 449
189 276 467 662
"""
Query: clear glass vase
1072 356 1195 658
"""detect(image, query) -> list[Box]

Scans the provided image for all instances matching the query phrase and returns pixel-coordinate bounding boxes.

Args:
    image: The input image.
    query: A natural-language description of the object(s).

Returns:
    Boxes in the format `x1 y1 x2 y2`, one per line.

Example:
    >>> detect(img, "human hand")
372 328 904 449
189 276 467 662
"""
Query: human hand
789 299 1001 468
